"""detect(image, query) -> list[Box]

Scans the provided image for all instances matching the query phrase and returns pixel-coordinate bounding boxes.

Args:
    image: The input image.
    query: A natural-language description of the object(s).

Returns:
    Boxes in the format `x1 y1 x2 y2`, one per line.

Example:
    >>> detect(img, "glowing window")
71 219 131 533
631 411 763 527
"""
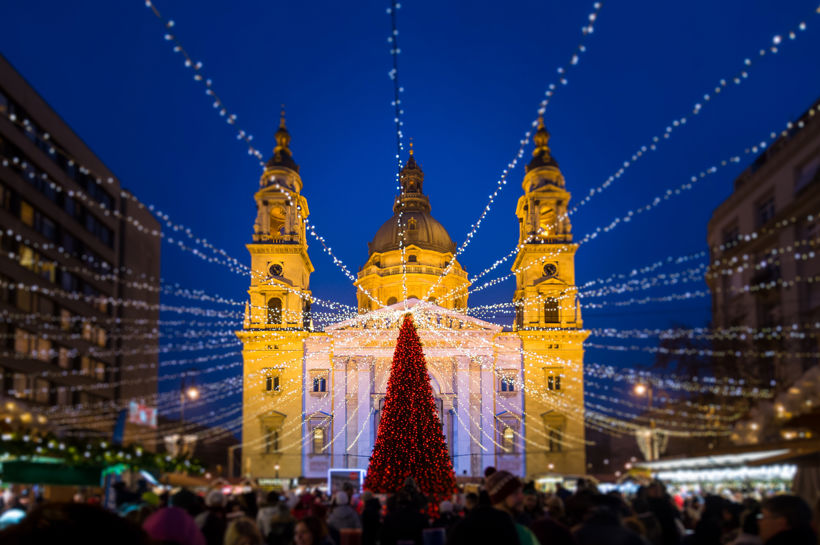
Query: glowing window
503 427 515 452
312 427 325 454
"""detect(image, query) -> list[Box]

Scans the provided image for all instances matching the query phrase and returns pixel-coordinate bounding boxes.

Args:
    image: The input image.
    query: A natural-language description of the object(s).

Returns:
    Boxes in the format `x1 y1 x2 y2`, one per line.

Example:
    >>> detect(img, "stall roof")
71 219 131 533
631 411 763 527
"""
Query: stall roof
637 439 820 471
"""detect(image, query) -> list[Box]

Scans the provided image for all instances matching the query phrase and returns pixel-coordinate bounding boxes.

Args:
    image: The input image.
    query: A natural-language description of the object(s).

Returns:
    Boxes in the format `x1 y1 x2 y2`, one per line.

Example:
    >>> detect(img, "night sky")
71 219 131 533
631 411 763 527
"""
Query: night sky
2 1 820 430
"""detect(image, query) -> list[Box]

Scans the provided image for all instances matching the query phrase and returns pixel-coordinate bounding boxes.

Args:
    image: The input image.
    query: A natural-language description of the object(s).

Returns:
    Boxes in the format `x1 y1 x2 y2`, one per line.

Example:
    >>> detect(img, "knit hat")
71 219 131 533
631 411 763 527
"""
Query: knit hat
439 500 453 513
485 470 521 505
335 491 349 505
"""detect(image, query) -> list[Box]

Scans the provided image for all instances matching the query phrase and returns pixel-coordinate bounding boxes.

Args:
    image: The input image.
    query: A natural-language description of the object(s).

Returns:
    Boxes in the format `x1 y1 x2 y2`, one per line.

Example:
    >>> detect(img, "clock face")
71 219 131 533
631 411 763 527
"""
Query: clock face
543 263 558 278
269 264 283 277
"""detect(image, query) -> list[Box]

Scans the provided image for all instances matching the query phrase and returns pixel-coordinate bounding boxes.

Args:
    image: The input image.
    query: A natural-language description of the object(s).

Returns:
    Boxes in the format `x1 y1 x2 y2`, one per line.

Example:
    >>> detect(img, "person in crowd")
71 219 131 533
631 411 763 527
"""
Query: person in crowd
572 494 645 545
516 482 544 526
454 469 539 545
293 515 335 545
556 483 573 502
171 488 203 518
326 490 361 533
380 485 429 545
266 495 296 545
293 492 316 520
0 502 152 545
545 494 568 525
684 495 725 545
729 507 762 545
361 494 382 545
645 481 682 545
757 495 816 545
143 505 207 545
529 508 577 545
195 489 228 545
256 491 280 539
431 500 460 534
463 492 479 516
225 516 264 545
632 495 663 545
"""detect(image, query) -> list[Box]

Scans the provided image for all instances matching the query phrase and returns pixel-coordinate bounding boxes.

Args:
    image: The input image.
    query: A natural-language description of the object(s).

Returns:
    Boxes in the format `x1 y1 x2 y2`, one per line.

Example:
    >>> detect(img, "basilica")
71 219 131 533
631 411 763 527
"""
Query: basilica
237 113 587 481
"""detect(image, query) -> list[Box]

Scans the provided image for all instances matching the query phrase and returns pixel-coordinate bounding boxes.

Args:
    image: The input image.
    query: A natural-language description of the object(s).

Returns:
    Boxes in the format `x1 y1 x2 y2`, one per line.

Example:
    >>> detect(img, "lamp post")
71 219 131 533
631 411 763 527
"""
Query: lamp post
633 383 656 461
179 371 200 456
274 464 280 479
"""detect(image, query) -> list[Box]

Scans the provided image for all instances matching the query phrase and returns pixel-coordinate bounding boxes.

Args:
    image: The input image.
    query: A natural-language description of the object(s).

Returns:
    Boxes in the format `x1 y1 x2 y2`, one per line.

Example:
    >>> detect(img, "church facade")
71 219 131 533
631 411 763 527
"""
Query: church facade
237 113 588 481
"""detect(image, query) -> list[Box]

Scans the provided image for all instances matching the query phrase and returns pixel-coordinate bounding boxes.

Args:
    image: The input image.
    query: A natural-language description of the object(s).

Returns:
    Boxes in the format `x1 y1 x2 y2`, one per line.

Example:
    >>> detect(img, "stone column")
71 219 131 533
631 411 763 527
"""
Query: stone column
356 356 373 469
454 355 472 476
479 356 496 471
331 356 347 467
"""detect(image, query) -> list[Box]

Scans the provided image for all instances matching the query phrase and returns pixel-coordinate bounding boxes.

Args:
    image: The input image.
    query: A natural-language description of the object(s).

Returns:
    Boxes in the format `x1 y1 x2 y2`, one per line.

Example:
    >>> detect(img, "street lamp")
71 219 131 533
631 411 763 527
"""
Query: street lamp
633 382 657 461
178 371 200 456
274 464 280 479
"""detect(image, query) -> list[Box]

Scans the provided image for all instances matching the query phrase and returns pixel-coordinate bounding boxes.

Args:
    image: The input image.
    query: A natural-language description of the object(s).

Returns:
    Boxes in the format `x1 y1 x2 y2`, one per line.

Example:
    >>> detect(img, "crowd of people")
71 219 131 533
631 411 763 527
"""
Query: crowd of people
0 467 817 545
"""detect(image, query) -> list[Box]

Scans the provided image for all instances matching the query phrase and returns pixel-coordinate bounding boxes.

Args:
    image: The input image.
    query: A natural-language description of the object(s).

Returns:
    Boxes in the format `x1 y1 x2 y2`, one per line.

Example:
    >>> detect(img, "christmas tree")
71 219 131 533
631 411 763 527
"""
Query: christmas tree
364 314 456 500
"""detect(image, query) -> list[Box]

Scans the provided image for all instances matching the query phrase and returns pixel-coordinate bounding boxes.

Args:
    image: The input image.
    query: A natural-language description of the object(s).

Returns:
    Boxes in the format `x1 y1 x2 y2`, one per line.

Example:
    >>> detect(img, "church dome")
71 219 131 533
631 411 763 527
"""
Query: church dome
367 149 456 256
369 210 456 255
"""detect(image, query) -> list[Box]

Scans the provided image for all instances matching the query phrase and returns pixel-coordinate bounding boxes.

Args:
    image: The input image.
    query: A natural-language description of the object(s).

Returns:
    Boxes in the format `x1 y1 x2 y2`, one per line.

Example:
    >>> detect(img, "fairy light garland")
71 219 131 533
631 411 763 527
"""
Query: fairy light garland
565 9 816 219
422 1 605 303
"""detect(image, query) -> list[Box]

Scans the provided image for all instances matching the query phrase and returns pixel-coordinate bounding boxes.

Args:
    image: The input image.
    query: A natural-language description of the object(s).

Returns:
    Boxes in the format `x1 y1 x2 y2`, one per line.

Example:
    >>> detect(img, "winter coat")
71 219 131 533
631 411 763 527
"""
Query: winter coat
327 503 362 531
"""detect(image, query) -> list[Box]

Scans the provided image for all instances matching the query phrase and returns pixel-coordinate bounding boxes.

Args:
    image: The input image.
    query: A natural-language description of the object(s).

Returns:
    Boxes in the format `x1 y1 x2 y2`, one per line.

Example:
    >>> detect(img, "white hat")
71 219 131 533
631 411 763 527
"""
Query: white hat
205 489 226 507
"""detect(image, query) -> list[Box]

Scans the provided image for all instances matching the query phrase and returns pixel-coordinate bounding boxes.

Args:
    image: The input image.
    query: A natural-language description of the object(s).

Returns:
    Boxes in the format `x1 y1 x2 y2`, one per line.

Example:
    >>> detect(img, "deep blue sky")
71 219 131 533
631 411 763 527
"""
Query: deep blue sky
3 1 820 429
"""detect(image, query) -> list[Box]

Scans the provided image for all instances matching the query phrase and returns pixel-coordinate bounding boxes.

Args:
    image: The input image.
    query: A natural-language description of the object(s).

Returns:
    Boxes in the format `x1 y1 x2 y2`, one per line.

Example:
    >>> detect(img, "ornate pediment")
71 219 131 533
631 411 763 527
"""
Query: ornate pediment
324 298 501 333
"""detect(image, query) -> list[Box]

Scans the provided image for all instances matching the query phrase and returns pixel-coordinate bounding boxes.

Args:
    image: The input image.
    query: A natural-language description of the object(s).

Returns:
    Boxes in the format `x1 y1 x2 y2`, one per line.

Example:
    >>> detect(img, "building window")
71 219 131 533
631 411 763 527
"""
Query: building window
265 374 280 392
267 297 282 324
19 200 34 226
544 297 560 323
302 301 311 329
547 374 562 391
548 429 563 452
515 300 524 329
756 196 775 227
34 378 49 404
408 255 417 263
722 223 739 246
387 297 397 305
502 427 515 453
312 427 325 454
12 373 29 399
58 347 71 369
312 375 327 392
796 156 820 193
500 376 516 392
265 427 280 454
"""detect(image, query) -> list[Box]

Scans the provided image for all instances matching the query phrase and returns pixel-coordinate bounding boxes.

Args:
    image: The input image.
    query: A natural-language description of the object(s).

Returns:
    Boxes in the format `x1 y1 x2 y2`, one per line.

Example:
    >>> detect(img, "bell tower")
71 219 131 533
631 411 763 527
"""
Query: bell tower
512 118 588 477
237 108 313 479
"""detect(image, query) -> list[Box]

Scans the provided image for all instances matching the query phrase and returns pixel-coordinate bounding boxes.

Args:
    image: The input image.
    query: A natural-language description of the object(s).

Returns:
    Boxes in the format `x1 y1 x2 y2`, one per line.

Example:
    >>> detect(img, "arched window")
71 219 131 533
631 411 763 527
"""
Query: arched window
544 297 560 323
267 298 282 324
312 427 325 454
515 300 524 329
386 297 398 305
503 427 515 452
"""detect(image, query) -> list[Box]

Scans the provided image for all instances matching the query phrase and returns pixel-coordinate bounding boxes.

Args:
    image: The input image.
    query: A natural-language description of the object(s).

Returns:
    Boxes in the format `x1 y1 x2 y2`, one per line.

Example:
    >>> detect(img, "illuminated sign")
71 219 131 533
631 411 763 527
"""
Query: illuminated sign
128 402 157 428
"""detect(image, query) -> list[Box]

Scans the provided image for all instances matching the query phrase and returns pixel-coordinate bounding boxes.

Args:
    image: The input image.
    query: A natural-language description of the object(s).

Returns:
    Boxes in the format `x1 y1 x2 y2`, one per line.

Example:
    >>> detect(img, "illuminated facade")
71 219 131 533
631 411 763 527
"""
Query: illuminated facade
239 115 586 479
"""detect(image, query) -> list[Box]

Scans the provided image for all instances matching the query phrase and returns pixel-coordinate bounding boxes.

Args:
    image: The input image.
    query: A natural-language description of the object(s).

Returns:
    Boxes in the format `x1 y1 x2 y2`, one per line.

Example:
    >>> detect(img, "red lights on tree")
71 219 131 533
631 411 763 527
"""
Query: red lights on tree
364 314 456 500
